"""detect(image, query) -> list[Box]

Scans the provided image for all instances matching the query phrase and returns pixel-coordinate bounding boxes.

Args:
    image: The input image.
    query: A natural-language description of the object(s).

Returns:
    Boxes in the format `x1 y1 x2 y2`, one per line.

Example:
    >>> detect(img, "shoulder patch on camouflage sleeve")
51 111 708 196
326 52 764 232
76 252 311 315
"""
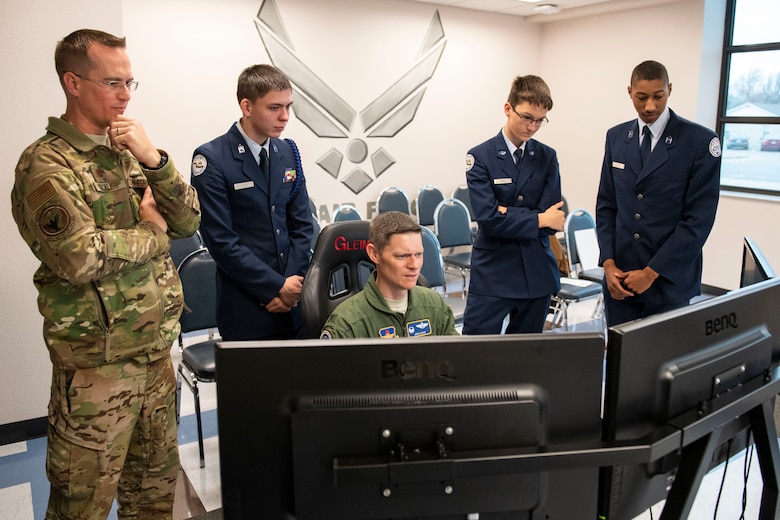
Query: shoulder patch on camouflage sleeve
320 330 332 339
26 179 57 213
38 203 73 240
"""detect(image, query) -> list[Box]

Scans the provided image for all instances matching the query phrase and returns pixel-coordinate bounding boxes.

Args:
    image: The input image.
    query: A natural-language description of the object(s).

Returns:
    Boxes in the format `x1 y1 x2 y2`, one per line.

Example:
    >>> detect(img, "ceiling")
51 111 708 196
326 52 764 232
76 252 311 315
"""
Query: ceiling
402 0 681 23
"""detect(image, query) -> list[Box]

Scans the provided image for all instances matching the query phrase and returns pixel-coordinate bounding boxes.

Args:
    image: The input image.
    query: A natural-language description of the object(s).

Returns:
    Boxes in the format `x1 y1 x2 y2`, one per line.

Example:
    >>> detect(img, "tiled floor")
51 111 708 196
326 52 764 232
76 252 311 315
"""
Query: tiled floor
0 290 776 519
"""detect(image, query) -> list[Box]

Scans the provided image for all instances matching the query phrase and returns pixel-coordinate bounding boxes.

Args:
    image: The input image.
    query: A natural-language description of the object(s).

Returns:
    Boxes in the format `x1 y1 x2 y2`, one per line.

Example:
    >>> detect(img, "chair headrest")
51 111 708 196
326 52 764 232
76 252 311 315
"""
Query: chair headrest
301 221 374 338
310 221 371 266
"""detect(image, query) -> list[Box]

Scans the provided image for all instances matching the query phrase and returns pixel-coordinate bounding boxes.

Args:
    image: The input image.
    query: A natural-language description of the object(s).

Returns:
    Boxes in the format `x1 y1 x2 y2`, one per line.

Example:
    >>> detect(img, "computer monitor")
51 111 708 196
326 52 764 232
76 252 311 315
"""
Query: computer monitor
740 236 776 288
599 275 780 520
215 332 605 519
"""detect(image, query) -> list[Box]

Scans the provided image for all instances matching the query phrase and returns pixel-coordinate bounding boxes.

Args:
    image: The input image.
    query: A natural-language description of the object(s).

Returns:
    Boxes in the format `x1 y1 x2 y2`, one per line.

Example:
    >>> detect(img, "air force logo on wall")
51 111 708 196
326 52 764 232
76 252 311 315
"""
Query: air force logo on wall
254 0 446 194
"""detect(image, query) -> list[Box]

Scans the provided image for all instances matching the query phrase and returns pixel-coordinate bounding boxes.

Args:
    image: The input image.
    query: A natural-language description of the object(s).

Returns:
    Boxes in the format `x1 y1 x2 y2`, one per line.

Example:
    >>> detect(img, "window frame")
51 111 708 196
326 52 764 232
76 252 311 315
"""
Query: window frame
716 0 780 196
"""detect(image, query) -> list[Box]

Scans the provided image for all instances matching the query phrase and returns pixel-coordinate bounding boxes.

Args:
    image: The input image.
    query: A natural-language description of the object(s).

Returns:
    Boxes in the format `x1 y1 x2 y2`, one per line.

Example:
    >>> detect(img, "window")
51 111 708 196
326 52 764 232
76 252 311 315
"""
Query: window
718 0 780 194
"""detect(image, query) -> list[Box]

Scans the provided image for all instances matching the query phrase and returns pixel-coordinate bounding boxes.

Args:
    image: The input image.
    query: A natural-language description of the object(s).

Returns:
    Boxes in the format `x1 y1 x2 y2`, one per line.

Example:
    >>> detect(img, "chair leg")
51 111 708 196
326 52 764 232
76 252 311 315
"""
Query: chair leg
192 378 205 469
175 365 182 425
179 364 206 468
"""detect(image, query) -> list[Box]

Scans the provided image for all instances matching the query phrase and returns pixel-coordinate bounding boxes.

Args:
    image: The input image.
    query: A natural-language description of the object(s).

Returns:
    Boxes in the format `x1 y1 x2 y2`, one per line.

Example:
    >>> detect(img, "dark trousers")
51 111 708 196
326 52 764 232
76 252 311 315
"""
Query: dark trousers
462 293 551 335
603 292 688 327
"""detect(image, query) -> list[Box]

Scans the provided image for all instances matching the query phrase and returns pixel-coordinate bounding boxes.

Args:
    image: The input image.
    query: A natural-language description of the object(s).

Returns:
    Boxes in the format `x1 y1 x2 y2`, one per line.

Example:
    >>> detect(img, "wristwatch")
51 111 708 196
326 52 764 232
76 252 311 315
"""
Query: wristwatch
146 153 168 170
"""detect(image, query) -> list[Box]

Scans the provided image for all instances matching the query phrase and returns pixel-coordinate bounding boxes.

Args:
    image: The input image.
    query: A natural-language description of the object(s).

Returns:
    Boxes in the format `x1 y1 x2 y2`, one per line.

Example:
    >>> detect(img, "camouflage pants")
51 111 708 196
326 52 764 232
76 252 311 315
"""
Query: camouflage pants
45 355 179 520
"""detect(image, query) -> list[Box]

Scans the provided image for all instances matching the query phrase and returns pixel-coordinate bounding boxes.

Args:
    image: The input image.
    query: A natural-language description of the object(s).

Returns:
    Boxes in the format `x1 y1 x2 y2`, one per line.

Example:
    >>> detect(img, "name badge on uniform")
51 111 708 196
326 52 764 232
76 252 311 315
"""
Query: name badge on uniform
234 181 254 191
379 326 397 338
407 319 432 337
128 177 149 189
612 162 625 170
494 178 513 185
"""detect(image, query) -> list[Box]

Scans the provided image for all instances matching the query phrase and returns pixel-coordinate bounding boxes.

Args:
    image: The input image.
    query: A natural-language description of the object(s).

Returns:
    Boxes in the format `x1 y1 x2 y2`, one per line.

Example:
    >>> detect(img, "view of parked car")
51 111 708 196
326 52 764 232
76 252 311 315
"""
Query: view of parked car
726 136 749 150
761 137 780 151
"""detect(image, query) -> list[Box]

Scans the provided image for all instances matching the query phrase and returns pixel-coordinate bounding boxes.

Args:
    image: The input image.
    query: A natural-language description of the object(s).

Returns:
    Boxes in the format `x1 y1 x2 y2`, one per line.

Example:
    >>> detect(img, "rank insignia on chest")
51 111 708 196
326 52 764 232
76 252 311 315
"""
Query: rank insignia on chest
283 169 297 183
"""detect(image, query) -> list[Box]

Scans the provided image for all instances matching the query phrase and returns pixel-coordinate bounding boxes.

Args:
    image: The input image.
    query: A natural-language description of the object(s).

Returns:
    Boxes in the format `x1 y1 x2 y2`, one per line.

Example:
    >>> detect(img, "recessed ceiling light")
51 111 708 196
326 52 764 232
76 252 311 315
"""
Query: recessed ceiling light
516 0 543 4
534 4 561 14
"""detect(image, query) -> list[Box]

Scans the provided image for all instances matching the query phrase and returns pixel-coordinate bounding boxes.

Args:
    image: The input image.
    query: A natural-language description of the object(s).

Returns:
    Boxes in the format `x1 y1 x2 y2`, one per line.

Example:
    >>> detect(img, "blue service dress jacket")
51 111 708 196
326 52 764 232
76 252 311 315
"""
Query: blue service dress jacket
595 109 721 304
191 124 313 339
465 131 562 300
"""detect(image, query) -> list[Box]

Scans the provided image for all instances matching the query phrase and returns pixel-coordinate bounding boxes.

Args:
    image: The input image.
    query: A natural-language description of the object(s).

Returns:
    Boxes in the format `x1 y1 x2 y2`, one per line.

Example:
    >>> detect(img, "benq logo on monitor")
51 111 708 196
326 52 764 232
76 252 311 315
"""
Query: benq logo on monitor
705 312 738 336
381 359 457 381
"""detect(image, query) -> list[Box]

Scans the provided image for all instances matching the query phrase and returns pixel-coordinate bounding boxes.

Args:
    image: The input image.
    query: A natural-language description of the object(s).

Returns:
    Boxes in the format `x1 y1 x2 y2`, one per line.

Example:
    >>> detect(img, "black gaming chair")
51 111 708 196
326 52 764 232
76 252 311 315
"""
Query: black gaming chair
300 221 374 338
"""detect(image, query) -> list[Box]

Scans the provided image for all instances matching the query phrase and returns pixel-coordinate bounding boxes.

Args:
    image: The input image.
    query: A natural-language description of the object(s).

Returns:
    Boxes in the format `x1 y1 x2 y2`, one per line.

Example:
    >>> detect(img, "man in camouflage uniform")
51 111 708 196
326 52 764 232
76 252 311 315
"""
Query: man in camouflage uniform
10 29 200 519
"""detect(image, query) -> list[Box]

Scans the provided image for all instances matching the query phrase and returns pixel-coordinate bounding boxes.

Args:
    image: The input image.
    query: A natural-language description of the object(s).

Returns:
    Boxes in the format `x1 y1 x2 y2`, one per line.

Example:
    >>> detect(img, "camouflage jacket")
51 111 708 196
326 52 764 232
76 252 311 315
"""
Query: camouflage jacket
11 117 201 369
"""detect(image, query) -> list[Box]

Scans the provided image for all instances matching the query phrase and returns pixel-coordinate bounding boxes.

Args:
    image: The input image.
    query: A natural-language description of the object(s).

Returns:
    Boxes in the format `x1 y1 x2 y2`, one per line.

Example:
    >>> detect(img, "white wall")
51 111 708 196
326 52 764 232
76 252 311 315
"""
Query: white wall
2 0 779 428
122 0 542 218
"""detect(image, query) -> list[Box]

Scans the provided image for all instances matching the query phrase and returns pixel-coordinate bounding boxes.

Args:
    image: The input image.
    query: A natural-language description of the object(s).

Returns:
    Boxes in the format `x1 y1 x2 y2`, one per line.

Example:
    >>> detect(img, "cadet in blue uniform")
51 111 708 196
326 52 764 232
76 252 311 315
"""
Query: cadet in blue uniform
596 60 721 327
463 75 565 335
191 65 313 340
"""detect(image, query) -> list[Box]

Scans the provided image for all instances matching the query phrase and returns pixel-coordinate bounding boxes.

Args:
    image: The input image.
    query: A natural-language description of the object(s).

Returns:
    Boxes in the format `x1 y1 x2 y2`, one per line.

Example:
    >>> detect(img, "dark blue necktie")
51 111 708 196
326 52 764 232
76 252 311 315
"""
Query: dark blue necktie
640 126 652 166
259 148 270 188
514 147 524 172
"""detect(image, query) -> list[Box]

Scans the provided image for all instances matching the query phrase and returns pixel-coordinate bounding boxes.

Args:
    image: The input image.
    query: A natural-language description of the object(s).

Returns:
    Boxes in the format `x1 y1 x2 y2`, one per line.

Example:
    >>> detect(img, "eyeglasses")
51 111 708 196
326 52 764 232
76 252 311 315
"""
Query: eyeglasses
512 106 548 128
72 73 139 92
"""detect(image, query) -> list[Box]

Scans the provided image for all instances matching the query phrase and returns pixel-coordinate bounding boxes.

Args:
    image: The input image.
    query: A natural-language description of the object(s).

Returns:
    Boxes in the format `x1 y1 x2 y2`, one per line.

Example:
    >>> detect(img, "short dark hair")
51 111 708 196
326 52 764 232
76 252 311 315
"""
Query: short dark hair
55 29 126 89
630 60 669 87
236 64 292 103
369 211 421 252
507 75 553 110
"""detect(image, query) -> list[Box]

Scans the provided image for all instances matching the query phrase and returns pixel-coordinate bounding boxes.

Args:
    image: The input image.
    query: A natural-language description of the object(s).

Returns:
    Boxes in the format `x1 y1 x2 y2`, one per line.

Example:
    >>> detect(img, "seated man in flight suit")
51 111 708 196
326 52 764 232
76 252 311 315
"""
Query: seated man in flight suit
320 211 458 339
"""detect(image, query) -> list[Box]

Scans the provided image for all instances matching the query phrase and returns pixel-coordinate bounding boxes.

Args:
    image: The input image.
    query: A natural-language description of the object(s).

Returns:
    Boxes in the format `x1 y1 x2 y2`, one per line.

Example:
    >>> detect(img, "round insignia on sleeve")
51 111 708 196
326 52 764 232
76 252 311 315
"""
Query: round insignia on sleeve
320 330 332 339
465 154 475 172
709 137 722 158
192 154 207 176
38 203 73 239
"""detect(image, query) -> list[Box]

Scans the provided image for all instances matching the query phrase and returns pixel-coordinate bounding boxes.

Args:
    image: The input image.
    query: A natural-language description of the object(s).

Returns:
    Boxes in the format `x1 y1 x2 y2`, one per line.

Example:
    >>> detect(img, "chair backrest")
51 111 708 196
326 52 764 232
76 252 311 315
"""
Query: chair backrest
434 198 473 249
170 231 203 269
177 248 218 334
376 186 410 215
564 208 598 274
451 184 475 222
332 204 363 221
416 184 445 226
301 220 374 338
419 226 446 288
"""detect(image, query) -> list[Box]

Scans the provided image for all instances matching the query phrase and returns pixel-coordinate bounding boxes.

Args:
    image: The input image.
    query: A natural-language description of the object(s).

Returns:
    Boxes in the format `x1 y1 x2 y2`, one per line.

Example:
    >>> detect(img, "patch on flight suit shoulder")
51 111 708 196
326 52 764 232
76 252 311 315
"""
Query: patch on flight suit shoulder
407 319 432 337
709 137 722 158
320 330 332 339
465 154 475 172
38 203 73 240
192 154 207 176
378 326 397 338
